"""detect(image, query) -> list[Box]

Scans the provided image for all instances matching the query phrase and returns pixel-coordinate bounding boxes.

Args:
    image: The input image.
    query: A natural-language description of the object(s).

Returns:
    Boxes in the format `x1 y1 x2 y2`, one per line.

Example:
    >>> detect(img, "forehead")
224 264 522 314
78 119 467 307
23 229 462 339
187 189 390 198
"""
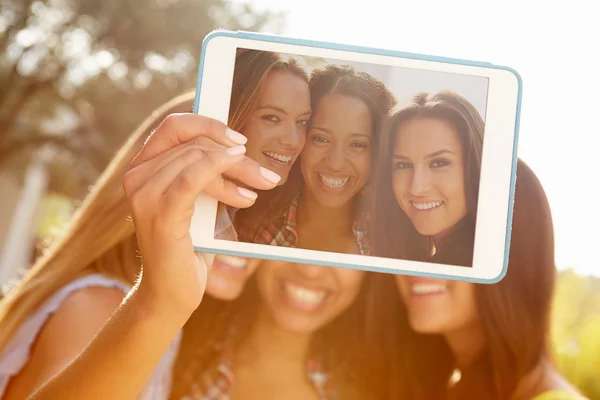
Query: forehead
258 69 309 106
394 117 463 155
312 93 373 135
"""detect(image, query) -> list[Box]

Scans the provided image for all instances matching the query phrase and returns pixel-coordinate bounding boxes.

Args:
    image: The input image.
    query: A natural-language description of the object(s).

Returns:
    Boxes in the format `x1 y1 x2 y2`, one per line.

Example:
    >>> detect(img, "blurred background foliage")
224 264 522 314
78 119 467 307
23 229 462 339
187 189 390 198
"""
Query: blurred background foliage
0 1 598 399
0 0 282 199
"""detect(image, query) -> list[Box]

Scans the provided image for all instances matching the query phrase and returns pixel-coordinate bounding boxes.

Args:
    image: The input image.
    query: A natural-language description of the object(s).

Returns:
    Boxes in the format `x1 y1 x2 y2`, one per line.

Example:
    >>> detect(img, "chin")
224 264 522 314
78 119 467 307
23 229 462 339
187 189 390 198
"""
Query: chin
410 321 442 334
411 223 445 237
274 315 324 335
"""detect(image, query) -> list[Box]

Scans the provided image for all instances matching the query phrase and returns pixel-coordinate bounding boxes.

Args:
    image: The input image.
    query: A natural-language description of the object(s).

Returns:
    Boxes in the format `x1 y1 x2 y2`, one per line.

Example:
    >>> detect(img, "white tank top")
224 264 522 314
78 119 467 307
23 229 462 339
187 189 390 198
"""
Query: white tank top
0 273 182 399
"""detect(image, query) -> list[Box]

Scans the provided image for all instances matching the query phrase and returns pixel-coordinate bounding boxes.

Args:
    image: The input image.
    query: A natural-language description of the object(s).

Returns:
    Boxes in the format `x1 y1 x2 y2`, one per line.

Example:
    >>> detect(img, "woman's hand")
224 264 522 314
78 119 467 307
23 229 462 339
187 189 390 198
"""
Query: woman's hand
123 113 281 318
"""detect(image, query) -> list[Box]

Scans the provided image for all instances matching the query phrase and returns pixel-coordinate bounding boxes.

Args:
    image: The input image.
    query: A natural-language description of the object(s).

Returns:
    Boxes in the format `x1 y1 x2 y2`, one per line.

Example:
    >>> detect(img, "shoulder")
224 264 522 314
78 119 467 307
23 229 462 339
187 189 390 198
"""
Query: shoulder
2 285 129 399
29 285 127 362
525 366 586 400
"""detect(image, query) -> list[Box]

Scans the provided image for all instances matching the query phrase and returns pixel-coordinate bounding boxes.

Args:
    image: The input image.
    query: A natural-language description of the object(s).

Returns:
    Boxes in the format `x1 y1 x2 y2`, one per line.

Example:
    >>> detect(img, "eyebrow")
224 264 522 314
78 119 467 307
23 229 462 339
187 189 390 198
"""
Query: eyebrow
257 105 312 117
393 149 456 160
311 126 372 138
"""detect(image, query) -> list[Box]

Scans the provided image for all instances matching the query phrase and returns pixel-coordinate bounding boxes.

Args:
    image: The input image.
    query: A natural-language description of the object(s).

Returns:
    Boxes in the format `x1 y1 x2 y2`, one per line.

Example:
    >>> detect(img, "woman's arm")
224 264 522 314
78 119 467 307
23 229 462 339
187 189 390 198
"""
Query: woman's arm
14 114 278 400
16 286 188 400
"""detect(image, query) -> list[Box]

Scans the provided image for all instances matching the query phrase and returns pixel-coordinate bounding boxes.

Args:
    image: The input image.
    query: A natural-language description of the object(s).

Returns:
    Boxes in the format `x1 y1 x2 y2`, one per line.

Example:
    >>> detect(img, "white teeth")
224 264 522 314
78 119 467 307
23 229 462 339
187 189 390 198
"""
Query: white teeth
411 283 448 295
216 255 247 268
264 151 292 164
412 201 443 210
284 282 326 305
318 173 350 189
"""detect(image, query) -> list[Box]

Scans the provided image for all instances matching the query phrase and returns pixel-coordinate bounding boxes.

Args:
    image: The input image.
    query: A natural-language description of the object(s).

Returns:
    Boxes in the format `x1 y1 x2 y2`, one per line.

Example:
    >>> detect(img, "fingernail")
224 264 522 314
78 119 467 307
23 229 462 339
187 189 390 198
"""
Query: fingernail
226 128 248 145
237 187 258 200
226 145 246 156
259 167 281 184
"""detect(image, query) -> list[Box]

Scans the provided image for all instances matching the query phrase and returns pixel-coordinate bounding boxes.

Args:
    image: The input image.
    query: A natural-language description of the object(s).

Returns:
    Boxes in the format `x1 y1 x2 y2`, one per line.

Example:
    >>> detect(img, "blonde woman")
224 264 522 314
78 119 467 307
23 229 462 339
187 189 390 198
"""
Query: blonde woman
209 47 312 297
0 93 280 399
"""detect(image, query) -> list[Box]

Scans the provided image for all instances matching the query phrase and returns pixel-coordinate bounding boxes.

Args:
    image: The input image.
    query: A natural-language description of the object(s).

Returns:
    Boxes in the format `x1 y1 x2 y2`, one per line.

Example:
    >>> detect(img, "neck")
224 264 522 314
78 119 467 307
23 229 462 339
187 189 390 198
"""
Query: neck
445 323 486 369
297 190 355 234
235 306 312 373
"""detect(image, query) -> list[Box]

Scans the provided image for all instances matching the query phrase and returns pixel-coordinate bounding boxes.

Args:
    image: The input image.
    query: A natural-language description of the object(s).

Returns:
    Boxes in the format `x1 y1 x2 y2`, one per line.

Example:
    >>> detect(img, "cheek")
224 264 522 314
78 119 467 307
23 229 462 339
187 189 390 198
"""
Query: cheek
300 146 322 172
256 268 277 300
337 272 365 303
452 284 479 326
392 173 407 204
440 170 467 205
394 276 410 300
353 152 371 179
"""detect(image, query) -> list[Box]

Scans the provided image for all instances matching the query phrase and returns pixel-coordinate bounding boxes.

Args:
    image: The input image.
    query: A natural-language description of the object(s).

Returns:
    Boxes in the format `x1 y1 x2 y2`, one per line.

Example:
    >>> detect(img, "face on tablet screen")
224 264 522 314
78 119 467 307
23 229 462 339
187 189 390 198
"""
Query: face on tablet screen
216 48 488 268
192 34 520 282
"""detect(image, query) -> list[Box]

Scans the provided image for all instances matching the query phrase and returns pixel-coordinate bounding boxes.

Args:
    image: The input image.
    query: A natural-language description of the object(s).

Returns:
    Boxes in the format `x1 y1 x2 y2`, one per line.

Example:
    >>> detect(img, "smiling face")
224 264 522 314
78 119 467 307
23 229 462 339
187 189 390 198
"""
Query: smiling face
391 117 467 239
395 275 479 334
256 261 365 334
300 93 373 209
241 69 311 184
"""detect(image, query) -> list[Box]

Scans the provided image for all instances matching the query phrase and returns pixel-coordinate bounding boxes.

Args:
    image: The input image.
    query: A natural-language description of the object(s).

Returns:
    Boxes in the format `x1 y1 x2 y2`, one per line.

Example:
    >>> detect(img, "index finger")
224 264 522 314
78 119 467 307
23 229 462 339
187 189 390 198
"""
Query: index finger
130 113 248 169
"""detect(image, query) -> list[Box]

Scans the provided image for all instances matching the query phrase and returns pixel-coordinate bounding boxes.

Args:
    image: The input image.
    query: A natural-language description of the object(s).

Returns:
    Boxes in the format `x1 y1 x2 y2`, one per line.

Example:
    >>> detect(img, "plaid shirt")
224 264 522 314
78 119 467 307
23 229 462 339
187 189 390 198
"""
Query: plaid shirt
255 196 372 256
179 327 339 400
214 203 238 241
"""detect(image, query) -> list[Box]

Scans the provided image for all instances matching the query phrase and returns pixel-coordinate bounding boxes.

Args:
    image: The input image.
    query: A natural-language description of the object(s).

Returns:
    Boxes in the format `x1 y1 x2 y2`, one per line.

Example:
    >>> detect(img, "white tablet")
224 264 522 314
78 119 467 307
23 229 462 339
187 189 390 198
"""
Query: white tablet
190 30 521 284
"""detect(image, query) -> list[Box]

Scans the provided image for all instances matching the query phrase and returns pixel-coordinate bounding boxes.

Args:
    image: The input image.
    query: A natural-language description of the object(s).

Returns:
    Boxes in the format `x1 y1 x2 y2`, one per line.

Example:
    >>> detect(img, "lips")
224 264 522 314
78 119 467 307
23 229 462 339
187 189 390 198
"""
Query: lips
263 151 293 164
281 281 328 311
410 282 449 295
317 173 350 189
212 255 249 277
411 200 444 211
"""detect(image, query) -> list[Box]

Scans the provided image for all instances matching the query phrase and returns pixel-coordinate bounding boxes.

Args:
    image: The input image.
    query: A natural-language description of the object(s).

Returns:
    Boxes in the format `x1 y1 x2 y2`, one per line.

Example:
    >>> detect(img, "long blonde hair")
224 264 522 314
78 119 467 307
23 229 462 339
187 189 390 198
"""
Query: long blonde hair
0 90 196 351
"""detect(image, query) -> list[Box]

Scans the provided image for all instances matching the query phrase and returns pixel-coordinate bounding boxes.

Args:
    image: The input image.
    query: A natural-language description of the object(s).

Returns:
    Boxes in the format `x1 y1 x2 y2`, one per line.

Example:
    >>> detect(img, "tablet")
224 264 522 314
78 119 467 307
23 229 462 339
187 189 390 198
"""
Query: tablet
190 30 521 284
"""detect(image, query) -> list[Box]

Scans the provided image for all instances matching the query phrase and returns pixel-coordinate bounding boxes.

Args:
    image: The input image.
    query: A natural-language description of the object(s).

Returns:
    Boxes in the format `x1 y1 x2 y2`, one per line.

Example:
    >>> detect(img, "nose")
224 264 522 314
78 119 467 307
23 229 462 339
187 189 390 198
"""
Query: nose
278 122 304 150
294 263 327 279
410 166 432 196
323 145 346 171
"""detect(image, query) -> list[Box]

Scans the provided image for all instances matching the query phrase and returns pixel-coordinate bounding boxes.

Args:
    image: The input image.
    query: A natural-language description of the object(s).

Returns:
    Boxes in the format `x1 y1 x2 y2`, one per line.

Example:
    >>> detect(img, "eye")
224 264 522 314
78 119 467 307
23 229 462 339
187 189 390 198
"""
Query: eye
311 135 329 144
297 119 309 127
394 161 412 170
261 115 280 123
431 159 450 168
351 142 369 149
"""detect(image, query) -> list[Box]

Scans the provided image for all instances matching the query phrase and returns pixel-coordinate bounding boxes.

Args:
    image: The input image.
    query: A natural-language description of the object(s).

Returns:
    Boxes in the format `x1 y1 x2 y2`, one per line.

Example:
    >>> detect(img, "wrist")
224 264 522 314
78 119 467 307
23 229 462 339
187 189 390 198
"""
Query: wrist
130 284 196 328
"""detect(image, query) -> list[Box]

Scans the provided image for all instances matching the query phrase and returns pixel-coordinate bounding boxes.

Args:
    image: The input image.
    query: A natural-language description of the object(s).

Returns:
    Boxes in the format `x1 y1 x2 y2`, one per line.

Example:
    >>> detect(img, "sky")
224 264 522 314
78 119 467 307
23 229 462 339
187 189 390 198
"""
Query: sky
233 0 599 277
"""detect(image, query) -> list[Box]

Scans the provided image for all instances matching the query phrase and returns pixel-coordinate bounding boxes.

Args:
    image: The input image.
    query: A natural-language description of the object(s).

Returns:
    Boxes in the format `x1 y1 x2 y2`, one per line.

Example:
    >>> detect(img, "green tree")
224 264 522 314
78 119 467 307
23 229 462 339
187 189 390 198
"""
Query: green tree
0 0 283 199
552 268 600 400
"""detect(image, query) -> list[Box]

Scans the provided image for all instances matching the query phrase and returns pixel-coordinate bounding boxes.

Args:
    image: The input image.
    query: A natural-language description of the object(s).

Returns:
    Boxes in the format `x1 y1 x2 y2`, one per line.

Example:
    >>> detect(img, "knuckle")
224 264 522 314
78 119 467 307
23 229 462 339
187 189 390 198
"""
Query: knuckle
160 113 180 130
122 170 137 197
183 147 206 164
208 117 225 135
129 191 148 215
175 168 196 193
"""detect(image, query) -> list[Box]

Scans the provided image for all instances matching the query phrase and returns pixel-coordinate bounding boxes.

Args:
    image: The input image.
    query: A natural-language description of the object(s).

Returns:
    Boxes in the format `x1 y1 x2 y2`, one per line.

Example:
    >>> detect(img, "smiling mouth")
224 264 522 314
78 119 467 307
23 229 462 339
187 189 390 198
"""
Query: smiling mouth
318 173 350 189
263 151 293 164
211 255 249 277
282 281 328 310
411 282 449 295
216 255 247 269
411 200 444 211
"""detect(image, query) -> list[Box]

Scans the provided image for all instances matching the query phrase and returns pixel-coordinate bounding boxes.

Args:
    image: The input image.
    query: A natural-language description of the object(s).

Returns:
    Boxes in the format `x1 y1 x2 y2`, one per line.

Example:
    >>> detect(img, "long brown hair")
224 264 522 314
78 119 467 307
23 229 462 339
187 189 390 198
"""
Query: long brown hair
372 90 485 267
376 159 558 400
229 48 311 242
